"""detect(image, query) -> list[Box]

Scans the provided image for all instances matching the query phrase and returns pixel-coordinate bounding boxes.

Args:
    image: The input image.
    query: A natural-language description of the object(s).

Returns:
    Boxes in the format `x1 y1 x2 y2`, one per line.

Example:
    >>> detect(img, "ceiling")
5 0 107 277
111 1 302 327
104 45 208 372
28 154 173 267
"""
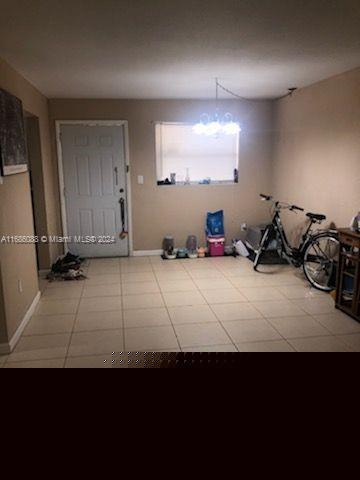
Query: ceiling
0 0 359 99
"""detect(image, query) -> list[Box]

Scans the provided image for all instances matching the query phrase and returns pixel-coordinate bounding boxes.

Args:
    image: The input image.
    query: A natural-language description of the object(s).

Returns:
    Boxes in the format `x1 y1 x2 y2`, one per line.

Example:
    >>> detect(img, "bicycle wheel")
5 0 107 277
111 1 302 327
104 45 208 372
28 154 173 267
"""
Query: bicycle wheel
303 233 339 291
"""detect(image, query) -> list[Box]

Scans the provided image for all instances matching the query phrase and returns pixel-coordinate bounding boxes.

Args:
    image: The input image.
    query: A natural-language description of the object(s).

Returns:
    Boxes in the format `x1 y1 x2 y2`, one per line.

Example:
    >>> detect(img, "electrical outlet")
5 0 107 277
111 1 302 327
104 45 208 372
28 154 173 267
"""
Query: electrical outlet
137 175 144 185
241 223 248 231
18 280 23 293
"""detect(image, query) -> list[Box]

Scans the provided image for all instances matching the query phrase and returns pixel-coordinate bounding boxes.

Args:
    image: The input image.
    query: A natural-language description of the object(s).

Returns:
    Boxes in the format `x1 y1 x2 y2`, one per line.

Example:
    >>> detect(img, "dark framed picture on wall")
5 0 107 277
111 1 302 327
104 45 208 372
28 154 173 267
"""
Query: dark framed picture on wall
0 88 28 176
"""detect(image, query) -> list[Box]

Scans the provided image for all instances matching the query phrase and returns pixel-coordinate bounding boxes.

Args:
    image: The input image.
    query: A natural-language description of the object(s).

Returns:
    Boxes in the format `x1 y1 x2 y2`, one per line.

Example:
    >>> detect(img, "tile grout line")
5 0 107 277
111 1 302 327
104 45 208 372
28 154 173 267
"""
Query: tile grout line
243 279 340 349
286 292 345 339
212 262 303 350
1 355 9 368
63 270 87 367
151 260 183 352
187 259 240 351
4 273 86 367
118 258 126 356
15 318 237 338
72 257 124 362
4 356 69 367
208 280 283 351
249 275 353 348
246 300 298 350
227 268 339 347
206 258 286 350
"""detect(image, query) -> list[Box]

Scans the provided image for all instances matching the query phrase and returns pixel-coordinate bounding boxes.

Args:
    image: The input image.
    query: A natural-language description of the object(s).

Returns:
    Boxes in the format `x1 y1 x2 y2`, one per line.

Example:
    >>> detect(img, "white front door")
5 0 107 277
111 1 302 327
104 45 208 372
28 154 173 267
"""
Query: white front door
60 124 129 257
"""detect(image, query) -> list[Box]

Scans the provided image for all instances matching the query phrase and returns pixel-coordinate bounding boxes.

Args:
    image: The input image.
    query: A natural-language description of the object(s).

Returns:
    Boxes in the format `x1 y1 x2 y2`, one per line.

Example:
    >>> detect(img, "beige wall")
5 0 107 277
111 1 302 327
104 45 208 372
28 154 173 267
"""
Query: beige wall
49 99 274 250
0 57 61 345
25 116 49 269
272 67 360 243
0 261 8 344
0 174 39 342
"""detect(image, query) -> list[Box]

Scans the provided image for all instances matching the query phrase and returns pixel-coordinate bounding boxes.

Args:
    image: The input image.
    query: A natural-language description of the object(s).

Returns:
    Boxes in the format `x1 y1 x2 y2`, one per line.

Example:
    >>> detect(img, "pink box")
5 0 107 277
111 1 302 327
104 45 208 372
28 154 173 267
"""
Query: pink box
207 237 225 257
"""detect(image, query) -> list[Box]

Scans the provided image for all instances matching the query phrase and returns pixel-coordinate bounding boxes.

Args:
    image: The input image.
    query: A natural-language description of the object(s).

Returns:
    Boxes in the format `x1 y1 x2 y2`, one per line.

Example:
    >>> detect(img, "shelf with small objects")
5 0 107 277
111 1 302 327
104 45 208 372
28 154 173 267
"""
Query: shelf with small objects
336 228 360 322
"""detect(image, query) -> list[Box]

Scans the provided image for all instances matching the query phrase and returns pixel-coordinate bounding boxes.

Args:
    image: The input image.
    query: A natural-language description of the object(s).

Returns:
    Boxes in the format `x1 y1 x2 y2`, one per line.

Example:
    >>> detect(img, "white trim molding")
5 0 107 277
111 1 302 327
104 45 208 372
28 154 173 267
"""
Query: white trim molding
2 164 28 175
38 269 50 277
55 120 134 256
133 250 162 257
0 291 41 355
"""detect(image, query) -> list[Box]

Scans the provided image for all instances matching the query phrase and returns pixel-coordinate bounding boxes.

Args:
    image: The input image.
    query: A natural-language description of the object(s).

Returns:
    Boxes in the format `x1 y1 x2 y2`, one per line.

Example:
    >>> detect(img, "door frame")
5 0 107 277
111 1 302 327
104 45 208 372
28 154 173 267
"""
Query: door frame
55 120 133 256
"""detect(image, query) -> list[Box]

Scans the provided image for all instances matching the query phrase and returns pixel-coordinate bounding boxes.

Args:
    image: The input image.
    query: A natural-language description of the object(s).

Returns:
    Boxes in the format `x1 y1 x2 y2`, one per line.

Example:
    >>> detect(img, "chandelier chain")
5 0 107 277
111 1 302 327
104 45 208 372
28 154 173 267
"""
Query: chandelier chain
216 80 251 101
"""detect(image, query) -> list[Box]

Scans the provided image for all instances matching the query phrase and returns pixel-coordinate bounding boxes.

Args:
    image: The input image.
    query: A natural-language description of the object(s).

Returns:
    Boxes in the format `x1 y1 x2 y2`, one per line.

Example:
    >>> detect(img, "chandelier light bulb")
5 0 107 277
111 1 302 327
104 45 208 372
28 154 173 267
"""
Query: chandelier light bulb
193 119 241 136
205 121 222 136
192 123 207 135
222 121 241 135
192 80 242 136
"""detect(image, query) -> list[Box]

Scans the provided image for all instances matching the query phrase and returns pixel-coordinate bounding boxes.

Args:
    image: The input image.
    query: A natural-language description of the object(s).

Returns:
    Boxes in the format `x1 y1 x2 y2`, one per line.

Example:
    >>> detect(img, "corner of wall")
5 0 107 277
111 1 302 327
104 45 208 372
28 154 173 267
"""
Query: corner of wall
0 55 62 344
269 98 280 197
269 66 360 234
0 261 9 344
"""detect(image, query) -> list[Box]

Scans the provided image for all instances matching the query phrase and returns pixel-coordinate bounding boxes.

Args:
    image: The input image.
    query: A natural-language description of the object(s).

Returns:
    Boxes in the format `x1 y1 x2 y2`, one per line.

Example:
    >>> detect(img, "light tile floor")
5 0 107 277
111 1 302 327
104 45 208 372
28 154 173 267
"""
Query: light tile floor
1 256 360 367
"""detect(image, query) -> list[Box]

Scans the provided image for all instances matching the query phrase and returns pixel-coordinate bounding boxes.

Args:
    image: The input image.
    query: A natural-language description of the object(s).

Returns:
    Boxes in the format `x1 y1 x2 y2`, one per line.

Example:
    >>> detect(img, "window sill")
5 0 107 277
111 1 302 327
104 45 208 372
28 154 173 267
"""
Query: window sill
157 181 238 187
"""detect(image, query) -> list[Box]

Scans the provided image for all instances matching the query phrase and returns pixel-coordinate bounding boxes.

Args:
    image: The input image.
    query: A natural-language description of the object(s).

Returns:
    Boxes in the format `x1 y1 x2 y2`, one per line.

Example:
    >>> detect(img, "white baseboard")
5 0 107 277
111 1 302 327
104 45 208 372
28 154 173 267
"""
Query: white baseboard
38 269 50 279
132 250 162 257
0 291 41 355
38 269 50 275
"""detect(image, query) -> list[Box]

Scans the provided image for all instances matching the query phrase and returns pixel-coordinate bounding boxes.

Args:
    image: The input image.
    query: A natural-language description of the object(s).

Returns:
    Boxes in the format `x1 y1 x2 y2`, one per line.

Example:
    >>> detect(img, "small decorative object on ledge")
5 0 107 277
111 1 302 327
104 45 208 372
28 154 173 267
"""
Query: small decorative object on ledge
234 168 239 183
185 168 190 185
199 178 211 184
0 88 28 176
350 212 360 232
336 228 360 323
157 178 172 185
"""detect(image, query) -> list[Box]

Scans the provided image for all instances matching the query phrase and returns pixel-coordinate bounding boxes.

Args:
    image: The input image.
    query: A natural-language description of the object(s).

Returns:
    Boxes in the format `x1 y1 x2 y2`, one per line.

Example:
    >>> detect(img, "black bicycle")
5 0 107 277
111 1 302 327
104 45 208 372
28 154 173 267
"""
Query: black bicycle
253 194 339 291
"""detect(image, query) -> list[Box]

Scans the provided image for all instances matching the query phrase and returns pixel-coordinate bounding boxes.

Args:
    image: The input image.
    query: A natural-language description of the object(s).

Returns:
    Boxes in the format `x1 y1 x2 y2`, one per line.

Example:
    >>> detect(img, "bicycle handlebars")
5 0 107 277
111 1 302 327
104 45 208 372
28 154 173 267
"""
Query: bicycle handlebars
260 194 273 201
290 205 304 212
259 194 304 212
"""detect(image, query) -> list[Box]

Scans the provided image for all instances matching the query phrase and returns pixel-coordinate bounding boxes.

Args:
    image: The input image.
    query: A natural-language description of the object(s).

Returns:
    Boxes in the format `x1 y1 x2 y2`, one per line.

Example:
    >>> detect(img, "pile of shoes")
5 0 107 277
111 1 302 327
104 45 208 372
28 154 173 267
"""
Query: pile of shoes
47 252 87 282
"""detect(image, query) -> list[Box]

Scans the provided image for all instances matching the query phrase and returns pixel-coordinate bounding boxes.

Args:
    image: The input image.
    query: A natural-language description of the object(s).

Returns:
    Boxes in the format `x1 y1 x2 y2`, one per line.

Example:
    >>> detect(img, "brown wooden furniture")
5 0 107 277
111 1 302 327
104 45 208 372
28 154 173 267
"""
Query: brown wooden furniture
336 228 360 322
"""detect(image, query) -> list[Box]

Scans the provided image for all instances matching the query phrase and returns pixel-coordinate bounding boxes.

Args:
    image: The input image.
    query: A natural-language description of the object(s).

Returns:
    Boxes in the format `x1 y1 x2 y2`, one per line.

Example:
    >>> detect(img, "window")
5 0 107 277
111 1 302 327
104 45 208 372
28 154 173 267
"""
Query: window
155 123 239 184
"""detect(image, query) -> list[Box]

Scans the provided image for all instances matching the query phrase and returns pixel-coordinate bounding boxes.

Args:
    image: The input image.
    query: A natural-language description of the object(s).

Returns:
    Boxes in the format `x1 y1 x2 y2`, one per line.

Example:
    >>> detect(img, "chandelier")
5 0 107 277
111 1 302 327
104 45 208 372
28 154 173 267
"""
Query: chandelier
193 79 242 136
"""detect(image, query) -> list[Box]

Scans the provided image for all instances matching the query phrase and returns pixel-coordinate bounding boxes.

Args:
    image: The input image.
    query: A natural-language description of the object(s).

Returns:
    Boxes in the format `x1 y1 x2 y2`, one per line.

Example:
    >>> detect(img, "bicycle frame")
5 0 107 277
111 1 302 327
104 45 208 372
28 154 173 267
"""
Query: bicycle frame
262 212 299 266
255 204 322 269
254 195 340 291
276 210 317 257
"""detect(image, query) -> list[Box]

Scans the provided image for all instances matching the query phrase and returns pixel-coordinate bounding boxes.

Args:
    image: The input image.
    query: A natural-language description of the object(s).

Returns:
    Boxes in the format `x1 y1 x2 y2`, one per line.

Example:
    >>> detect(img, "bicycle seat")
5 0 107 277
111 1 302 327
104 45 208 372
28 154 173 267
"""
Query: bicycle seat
306 212 326 222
